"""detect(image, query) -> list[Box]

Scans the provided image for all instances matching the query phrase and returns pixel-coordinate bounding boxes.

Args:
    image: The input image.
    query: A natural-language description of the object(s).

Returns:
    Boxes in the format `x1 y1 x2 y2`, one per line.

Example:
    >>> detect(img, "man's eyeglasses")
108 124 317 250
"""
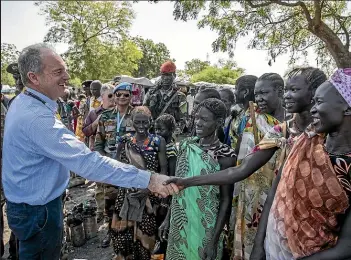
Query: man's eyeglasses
116 93 130 98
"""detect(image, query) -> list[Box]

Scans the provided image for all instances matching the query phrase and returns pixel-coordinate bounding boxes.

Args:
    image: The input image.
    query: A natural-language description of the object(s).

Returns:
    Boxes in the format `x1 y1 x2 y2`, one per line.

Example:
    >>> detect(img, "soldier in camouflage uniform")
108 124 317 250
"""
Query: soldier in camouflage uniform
1 87 6 258
94 82 135 248
6 63 25 108
1 85 18 259
76 80 92 143
144 61 187 135
57 89 74 131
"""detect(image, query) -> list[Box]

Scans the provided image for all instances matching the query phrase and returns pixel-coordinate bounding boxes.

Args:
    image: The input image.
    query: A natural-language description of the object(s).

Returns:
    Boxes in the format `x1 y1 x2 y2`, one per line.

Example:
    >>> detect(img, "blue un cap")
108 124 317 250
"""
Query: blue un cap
113 82 133 94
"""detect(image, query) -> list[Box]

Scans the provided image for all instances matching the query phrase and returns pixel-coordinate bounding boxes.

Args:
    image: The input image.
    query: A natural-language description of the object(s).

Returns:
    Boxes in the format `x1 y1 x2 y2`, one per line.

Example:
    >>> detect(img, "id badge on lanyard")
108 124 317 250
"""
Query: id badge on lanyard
116 111 125 141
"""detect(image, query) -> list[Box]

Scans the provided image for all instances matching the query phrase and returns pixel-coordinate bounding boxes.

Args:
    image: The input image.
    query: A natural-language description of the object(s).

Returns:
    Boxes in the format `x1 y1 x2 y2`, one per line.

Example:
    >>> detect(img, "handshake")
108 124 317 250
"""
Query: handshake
147 173 187 198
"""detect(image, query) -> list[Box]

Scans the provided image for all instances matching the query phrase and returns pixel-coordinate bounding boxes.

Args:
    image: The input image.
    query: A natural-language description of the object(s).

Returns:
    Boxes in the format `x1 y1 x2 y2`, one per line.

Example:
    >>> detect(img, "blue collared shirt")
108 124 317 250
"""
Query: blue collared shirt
2 88 151 205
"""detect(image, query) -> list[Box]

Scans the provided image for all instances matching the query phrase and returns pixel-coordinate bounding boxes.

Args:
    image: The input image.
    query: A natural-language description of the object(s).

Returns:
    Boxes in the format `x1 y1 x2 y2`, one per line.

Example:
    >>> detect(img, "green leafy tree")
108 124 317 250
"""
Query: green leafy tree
36 1 142 80
68 77 82 88
132 37 172 78
64 38 142 80
173 0 351 71
184 58 210 76
1 43 20 86
191 65 243 84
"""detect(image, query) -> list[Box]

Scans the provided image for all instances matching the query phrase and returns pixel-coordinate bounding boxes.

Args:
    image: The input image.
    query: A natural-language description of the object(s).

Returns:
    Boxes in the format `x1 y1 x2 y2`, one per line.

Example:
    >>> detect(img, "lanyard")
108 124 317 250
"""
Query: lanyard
116 111 126 134
24 90 58 117
24 90 47 105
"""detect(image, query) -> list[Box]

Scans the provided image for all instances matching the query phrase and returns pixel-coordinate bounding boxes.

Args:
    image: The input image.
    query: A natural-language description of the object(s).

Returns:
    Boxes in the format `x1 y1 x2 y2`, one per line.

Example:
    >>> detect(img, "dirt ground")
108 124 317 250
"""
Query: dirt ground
2 181 115 260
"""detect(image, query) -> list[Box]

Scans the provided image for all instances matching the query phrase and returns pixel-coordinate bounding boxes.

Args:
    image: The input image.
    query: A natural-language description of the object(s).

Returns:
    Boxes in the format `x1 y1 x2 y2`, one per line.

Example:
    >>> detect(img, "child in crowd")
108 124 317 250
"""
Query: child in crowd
155 114 178 176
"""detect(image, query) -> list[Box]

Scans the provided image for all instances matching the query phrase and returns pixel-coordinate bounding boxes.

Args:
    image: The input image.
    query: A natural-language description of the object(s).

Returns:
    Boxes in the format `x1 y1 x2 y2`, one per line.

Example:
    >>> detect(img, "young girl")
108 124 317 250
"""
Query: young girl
155 114 178 176
153 114 178 258
111 106 167 260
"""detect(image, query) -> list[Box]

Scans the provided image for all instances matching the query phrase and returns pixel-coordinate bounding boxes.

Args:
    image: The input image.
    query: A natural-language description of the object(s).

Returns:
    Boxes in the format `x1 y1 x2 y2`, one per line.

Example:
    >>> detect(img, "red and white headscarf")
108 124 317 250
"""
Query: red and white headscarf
329 68 351 107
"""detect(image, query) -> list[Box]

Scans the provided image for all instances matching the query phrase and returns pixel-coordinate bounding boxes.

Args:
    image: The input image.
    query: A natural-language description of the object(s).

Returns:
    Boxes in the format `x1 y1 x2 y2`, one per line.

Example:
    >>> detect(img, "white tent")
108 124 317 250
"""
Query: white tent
1 85 15 94
221 84 236 89
150 76 160 85
115 75 154 87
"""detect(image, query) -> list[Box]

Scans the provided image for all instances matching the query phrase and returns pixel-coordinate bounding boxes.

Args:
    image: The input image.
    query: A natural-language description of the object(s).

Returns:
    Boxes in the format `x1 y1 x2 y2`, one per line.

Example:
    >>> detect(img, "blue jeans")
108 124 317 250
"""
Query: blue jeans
6 196 63 260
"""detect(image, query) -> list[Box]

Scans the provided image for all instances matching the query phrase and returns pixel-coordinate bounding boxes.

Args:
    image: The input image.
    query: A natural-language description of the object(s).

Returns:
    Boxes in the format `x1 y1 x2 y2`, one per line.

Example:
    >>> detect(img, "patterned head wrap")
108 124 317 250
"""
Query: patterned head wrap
329 68 351 107
160 61 176 73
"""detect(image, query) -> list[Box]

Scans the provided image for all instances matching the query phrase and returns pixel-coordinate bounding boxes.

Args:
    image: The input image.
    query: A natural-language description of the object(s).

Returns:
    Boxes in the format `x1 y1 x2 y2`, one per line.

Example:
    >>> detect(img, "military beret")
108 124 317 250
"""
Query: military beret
113 82 133 94
6 63 20 75
82 80 93 88
160 61 176 73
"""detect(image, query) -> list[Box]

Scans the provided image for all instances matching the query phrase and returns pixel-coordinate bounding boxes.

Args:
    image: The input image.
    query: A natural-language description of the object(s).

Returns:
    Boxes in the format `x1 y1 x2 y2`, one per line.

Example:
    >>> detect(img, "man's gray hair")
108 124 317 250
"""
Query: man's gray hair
18 43 57 86
101 84 113 95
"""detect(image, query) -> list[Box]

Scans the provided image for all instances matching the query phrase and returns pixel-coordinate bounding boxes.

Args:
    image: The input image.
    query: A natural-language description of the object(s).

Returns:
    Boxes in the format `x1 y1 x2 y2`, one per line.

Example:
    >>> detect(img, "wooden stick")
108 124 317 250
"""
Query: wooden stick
249 101 259 145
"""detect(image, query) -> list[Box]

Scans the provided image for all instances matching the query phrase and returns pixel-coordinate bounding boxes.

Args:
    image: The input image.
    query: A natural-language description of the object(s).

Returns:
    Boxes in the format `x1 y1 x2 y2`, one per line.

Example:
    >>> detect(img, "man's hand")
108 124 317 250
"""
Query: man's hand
148 174 179 198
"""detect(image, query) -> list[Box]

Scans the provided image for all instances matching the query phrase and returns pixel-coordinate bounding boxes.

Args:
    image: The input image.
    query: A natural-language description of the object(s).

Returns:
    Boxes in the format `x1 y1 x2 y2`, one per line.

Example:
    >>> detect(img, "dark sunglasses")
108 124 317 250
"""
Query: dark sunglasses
107 94 113 98
116 93 130 98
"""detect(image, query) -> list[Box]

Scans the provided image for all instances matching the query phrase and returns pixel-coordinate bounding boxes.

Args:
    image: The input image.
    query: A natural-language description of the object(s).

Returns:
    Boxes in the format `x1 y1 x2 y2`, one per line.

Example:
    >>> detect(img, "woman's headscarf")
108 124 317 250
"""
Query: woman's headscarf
329 68 351 107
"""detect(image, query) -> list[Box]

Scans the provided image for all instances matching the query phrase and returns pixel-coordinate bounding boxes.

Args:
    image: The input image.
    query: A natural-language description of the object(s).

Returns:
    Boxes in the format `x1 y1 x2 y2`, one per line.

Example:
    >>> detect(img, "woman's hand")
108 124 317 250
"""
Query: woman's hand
159 218 170 242
203 242 218 260
250 245 266 260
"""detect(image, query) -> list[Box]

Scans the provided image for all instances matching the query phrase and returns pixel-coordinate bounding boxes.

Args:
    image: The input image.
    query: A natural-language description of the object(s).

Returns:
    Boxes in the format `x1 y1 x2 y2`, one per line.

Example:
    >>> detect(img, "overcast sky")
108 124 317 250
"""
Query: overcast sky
1 1 318 77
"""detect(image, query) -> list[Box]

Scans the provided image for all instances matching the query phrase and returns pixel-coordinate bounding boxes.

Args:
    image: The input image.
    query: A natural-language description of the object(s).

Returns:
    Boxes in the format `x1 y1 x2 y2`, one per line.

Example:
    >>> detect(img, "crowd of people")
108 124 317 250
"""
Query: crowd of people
0 42 350 260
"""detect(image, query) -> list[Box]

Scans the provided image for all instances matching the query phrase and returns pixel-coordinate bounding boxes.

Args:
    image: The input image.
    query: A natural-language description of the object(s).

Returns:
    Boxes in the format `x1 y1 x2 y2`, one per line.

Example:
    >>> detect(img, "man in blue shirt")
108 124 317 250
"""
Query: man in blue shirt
2 43 178 259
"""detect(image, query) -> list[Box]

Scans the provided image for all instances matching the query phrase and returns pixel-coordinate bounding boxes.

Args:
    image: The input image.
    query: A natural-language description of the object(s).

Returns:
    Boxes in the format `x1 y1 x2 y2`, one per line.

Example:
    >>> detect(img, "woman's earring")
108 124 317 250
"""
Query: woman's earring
311 99 314 104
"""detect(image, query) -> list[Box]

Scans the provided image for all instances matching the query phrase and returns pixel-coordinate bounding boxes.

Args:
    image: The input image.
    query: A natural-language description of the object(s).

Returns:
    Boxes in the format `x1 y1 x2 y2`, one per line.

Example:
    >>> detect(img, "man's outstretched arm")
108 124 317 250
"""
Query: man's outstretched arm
29 114 179 197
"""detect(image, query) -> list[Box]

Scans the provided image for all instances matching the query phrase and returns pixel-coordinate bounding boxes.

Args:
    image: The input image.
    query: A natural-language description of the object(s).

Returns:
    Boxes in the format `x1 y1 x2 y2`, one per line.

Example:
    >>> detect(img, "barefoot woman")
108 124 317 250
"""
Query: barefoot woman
166 98 236 260
111 106 168 260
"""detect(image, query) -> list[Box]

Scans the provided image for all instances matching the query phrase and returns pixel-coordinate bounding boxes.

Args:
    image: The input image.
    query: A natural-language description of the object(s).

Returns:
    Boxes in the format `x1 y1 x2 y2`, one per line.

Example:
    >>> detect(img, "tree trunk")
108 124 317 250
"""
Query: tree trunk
310 21 351 68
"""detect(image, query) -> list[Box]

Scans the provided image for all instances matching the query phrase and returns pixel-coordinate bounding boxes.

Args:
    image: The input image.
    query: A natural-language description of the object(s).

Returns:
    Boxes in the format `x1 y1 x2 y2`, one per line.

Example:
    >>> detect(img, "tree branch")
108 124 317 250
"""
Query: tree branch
265 12 298 26
246 0 272 8
271 0 313 25
82 28 111 46
314 0 322 25
297 1 313 25
270 0 300 7
335 16 350 50
296 39 320 51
